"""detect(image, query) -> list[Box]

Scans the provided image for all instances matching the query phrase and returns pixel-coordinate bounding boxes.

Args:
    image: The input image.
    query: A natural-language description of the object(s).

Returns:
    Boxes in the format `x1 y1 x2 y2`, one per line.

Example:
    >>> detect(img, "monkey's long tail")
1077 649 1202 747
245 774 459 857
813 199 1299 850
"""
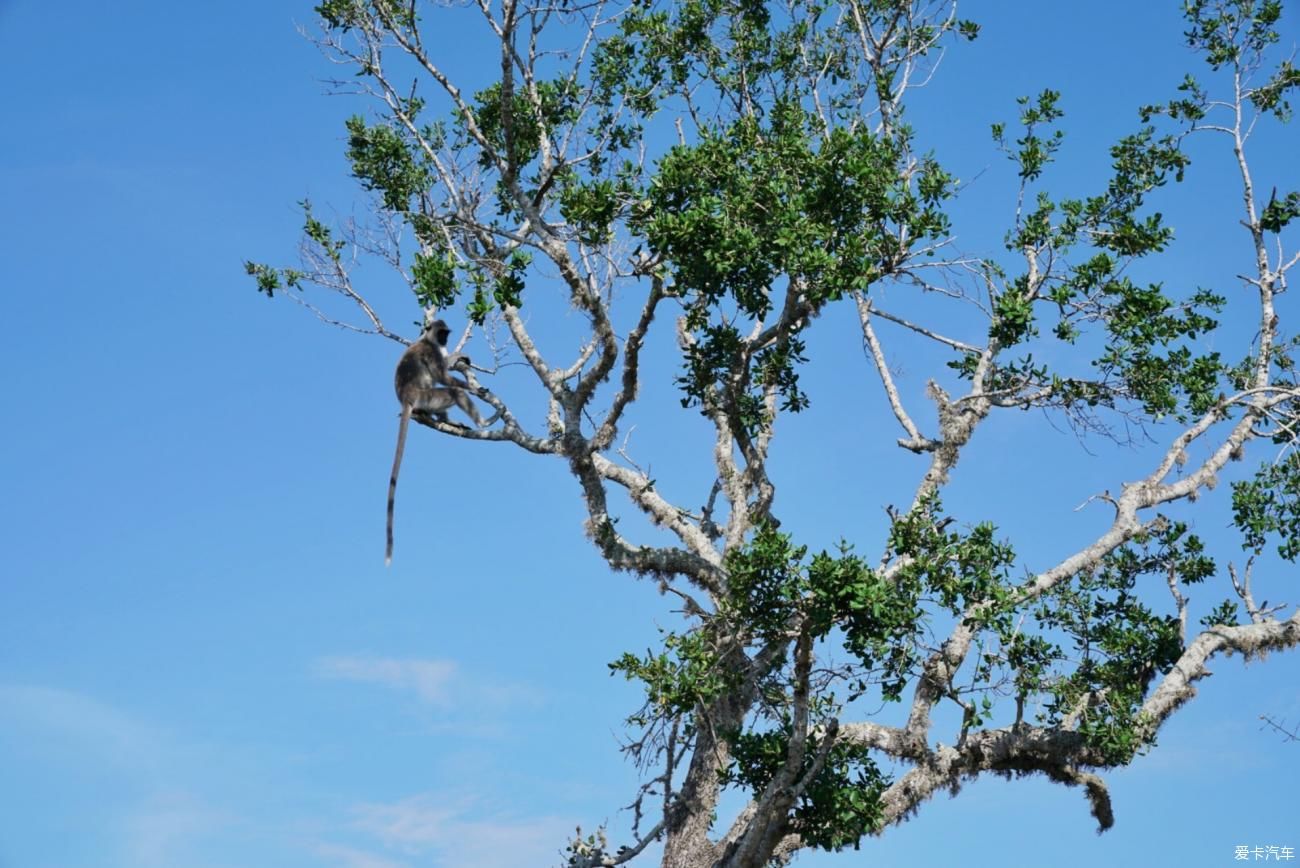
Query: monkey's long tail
386 408 411 566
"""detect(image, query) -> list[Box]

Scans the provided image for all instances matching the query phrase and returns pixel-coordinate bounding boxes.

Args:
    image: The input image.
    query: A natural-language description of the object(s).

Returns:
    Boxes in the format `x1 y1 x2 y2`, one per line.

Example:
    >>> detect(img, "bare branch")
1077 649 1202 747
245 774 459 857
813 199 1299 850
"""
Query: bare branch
854 291 935 452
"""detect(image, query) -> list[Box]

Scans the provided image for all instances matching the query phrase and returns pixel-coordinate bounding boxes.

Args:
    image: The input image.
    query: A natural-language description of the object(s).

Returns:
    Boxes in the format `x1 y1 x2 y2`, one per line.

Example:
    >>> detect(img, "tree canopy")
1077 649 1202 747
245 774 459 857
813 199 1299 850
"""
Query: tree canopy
248 1 1300 865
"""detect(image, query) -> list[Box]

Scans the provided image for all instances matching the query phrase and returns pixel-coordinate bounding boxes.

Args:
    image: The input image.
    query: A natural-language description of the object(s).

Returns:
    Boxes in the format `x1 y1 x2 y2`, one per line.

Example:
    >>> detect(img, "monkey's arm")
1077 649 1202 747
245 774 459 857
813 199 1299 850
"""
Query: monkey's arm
440 352 474 390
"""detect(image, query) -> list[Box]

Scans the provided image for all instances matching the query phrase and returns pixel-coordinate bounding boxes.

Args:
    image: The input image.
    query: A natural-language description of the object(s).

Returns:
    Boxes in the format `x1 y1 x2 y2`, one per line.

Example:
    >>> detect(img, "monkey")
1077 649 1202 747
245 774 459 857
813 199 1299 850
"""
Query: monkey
386 318 489 565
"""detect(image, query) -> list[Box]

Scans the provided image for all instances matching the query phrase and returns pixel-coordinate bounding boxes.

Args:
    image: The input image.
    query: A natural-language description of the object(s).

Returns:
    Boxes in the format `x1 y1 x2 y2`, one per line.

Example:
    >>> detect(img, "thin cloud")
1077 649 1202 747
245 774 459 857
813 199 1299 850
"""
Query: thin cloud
350 793 567 868
0 683 171 772
315 656 458 705
314 655 546 711
315 842 411 868
352 794 462 849
0 686 244 867
124 790 229 868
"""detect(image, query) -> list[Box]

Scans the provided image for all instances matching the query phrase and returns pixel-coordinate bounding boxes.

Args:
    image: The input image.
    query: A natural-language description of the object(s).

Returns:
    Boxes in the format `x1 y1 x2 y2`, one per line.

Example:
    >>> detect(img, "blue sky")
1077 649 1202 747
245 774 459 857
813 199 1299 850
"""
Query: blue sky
2 2 1298 867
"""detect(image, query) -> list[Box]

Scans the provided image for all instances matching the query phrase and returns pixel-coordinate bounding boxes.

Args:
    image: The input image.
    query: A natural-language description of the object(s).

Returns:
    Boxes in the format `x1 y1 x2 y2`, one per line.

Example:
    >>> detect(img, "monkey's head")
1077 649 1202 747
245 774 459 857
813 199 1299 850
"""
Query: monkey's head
425 318 452 347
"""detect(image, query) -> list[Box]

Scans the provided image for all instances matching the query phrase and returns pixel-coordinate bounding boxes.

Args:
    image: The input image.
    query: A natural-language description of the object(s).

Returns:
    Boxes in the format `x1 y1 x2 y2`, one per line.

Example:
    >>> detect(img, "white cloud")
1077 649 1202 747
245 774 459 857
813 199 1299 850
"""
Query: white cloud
352 794 462 849
315 842 411 868
0 683 170 772
315 656 458 705
314 655 547 714
0 685 237 867
350 793 567 868
123 790 228 868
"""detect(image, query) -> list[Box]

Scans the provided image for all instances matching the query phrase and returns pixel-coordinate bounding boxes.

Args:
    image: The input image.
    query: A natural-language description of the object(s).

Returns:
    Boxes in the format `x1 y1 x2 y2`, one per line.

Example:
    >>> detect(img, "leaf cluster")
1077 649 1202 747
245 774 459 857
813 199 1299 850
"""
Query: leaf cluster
1033 524 1202 761
722 727 888 851
1232 453 1300 560
643 103 949 323
470 78 581 174
609 628 736 722
646 102 953 421
345 114 432 212
722 503 1024 705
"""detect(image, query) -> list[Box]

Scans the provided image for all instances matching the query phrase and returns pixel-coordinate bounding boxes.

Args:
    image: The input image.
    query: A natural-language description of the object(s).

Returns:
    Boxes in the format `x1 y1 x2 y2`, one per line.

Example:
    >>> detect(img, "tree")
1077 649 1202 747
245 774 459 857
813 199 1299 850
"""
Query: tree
246 1 1300 865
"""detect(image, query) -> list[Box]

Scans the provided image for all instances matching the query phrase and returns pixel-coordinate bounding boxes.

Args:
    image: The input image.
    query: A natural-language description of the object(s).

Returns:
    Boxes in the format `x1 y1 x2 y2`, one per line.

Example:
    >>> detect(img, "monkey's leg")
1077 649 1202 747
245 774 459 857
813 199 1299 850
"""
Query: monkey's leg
451 388 487 427
412 387 470 429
